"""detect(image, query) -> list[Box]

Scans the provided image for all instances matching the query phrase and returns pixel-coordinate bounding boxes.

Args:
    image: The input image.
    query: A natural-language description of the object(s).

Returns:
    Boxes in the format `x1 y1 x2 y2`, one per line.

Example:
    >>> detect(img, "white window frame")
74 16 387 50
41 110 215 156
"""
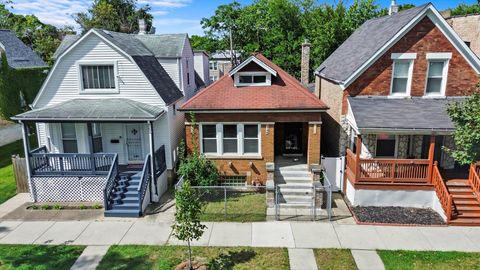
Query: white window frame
374 134 399 158
199 123 261 157
77 60 119 94
424 53 451 97
390 54 415 97
60 123 78 153
209 61 218 71
234 72 271 87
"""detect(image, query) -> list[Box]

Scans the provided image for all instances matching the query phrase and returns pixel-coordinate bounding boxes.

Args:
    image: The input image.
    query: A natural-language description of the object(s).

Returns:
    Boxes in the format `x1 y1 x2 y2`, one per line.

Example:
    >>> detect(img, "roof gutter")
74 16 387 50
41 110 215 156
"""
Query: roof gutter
11 111 166 123
177 109 328 113
358 127 454 135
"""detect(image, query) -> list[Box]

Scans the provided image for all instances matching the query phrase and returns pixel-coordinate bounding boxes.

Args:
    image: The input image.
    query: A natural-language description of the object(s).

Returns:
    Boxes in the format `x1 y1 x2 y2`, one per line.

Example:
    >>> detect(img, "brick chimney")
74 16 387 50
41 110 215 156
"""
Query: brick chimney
138 19 147 35
389 0 399 15
301 39 311 85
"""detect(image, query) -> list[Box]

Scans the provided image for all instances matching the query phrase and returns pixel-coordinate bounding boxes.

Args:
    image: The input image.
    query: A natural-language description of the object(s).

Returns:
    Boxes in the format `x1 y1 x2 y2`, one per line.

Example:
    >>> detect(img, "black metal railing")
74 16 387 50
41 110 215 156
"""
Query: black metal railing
103 154 119 210
138 154 152 215
30 152 116 176
154 145 166 178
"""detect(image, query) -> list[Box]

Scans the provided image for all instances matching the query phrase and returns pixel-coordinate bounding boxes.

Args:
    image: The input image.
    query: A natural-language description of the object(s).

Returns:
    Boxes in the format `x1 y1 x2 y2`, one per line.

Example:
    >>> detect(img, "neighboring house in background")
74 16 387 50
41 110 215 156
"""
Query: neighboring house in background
194 50 209 87
0 30 47 70
180 53 328 208
209 50 241 82
446 14 480 57
13 26 201 217
315 3 480 225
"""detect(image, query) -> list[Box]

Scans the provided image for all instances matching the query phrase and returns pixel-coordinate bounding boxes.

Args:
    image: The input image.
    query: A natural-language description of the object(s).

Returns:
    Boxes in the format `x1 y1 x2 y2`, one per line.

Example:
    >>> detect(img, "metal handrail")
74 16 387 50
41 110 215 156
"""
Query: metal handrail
138 154 152 215
174 176 185 190
102 154 119 210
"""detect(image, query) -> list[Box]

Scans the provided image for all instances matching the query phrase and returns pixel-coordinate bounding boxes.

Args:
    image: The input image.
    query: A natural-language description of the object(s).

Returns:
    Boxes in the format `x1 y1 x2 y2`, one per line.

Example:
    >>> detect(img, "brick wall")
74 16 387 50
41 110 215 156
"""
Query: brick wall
342 16 479 114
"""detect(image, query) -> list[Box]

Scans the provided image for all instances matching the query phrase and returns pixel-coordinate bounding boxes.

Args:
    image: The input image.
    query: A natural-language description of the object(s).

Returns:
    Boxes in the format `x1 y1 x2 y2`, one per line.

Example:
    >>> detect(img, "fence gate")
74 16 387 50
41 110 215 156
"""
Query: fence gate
322 156 345 192
11 155 29 193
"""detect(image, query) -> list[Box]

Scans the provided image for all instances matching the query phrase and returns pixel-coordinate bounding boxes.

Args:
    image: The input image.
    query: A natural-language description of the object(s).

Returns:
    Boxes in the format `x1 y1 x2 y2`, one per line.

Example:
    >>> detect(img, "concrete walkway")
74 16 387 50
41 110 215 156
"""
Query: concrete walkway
351 250 385 270
1 219 480 252
288 248 318 270
0 124 22 147
70 246 110 270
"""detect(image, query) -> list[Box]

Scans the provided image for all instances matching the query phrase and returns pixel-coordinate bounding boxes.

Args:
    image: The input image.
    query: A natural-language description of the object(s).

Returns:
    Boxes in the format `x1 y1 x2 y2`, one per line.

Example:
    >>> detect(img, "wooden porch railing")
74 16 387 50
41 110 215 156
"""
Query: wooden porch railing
345 149 431 184
469 162 480 199
432 162 453 222
30 152 117 176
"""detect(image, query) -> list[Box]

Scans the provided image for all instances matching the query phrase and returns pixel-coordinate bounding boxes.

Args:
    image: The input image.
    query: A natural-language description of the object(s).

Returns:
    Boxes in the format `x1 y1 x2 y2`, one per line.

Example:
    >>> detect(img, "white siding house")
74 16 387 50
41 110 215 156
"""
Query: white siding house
13 29 198 217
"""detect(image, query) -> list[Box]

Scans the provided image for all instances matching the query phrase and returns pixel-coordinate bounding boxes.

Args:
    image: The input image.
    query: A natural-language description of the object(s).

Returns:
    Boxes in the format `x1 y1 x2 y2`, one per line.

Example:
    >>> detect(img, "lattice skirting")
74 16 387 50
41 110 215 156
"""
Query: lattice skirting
31 176 107 202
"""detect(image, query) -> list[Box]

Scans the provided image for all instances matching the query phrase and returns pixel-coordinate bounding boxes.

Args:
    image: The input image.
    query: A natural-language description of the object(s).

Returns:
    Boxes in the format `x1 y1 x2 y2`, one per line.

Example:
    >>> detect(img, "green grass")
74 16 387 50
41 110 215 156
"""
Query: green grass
200 192 266 222
0 137 37 204
0 244 85 270
97 245 289 270
314 249 357 270
378 250 480 270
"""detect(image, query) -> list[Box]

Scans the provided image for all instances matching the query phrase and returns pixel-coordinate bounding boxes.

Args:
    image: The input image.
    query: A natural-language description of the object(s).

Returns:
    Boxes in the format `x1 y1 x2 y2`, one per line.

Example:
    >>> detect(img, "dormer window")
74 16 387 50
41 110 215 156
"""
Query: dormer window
235 72 271 86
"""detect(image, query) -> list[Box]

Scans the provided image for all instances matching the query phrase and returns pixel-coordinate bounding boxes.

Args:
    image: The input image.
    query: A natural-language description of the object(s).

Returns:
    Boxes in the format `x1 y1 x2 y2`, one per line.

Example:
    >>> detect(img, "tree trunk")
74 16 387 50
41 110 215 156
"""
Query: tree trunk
188 239 193 270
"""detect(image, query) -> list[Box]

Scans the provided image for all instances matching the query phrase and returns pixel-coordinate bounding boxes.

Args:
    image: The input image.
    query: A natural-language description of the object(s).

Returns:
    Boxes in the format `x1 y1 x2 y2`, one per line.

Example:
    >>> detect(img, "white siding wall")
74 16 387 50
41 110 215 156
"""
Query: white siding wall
35 34 164 108
36 123 47 148
153 113 175 169
181 40 196 99
158 58 180 89
194 52 209 86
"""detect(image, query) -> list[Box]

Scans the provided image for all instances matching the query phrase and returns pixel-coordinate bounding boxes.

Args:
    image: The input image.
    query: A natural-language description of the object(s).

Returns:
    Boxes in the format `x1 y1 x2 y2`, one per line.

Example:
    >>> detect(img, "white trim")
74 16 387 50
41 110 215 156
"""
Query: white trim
391 53 417 60
424 58 449 97
340 5 480 89
426 52 452 60
234 71 272 86
389 59 414 97
229 55 277 77
199 122 261 157
76 60 119 94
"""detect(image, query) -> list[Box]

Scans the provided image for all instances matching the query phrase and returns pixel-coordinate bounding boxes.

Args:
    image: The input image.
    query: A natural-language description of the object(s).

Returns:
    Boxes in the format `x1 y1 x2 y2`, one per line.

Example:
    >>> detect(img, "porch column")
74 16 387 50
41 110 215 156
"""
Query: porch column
427 135 436 183
355 135 362 180
86 122 96 174
148 121 157 200
20 121 35 201
307 121 322 166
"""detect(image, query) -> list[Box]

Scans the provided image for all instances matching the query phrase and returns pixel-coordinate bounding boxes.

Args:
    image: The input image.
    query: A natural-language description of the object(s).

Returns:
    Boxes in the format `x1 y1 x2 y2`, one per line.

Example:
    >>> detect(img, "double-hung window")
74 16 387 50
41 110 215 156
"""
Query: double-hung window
200 124 260 156
61 123 78 153
209 61 218 71
78 61 118 93
201 125 217 153
424 53 450 96
391 60 412 96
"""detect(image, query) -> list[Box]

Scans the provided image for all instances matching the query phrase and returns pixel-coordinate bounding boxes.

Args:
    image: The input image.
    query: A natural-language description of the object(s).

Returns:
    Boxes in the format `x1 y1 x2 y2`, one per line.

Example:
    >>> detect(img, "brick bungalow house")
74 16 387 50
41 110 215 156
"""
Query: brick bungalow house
315 3 480 225
180 53 328 188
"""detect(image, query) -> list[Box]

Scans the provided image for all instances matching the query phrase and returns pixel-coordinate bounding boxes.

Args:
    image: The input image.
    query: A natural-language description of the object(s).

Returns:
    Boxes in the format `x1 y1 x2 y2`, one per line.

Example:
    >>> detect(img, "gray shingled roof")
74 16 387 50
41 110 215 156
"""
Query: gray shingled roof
51 29 184 105
13 98 165 121
348 96 463 131
0 30 47 69
316 4 429 83
135 33 187 58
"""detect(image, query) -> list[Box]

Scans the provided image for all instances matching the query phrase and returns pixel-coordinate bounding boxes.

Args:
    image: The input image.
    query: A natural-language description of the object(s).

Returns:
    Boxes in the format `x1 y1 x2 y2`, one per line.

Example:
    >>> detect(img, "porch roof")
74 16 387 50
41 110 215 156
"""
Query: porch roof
347 96 464 133
12 98 165 122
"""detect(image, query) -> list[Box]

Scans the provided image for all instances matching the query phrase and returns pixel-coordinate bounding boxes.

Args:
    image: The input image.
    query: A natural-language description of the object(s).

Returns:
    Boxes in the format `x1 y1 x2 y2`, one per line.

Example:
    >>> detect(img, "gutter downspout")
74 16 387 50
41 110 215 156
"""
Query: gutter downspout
148 121 158 202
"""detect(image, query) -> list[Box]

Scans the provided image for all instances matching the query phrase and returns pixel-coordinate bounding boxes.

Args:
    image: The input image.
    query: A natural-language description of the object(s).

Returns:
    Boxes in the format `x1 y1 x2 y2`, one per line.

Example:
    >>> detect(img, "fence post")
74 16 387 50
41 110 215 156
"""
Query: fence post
224 186 227 220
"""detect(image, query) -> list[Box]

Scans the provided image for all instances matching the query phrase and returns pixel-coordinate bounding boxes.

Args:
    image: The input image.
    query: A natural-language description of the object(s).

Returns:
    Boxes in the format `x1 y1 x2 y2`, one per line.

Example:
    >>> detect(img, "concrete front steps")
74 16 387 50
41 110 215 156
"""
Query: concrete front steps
104 172 142 218
446 179 480 226
275 163 315 210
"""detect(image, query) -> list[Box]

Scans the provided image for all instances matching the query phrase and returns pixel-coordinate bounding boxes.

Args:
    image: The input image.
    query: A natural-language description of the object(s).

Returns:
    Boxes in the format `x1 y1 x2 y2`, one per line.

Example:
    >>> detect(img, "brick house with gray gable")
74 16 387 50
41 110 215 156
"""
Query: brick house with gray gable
315 3 480 225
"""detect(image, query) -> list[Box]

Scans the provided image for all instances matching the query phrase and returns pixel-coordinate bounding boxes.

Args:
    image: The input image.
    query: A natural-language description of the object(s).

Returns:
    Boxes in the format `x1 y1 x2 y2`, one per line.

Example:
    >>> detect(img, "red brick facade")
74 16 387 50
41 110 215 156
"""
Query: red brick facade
184 112 322 184
342 17 479 114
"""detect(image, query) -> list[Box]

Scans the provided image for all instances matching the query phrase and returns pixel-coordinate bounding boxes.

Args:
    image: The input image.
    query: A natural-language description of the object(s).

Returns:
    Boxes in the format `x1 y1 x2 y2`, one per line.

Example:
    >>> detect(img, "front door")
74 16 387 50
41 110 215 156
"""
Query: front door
283 123 303 155
125 124 144 162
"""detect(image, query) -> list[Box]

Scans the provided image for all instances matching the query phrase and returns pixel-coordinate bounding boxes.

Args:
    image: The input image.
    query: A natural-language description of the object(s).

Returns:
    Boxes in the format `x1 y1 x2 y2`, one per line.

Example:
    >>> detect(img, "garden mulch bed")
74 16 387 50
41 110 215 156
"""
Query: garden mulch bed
352 206 446 225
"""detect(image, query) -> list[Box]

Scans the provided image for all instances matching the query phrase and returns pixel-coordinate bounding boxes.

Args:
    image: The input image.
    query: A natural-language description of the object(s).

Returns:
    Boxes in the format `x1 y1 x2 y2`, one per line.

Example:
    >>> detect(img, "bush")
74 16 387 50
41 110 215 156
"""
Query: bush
177 113 219 186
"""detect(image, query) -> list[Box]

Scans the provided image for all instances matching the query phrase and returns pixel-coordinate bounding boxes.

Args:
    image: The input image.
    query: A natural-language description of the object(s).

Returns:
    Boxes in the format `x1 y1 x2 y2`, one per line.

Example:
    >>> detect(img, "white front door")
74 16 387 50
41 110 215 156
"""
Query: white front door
125 124 144 162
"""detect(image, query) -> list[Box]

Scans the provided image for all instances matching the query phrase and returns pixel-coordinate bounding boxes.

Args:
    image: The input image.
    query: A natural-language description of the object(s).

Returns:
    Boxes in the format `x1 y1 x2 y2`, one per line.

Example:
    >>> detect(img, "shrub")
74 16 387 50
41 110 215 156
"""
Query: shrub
40 204 51 210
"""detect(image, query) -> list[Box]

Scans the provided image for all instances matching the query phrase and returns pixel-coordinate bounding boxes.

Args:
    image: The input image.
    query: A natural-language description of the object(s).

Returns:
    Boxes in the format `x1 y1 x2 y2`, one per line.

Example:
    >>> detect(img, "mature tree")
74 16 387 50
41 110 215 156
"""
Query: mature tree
189 35 221 53
0 5 71 65
172 180 206 270
74 0 153 33
446 92 480 165
450 3 480 16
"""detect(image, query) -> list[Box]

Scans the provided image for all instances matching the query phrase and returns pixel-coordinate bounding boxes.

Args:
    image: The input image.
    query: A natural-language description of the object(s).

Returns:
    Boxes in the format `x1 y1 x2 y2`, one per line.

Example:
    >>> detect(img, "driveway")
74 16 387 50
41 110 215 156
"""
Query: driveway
0 124 22 147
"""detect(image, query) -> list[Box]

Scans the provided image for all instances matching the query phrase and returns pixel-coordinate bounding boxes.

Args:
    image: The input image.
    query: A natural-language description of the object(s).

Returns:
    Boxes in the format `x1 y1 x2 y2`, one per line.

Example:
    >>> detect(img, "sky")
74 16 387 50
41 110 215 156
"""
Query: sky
7 0 478 36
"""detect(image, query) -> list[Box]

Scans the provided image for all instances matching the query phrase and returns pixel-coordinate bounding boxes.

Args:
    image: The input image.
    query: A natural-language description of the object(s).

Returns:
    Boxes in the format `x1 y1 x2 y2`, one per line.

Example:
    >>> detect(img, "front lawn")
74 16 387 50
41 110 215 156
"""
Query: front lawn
0 137 37 204
97 245 289 270
378 250 480 270
200 191 266 222
314 249 357 270
0 244 85 270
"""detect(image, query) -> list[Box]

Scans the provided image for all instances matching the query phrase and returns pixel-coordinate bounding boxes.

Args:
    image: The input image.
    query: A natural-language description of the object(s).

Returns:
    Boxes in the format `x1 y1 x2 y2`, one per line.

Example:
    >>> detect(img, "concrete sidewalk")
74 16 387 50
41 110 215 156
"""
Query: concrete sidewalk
1 219 480 252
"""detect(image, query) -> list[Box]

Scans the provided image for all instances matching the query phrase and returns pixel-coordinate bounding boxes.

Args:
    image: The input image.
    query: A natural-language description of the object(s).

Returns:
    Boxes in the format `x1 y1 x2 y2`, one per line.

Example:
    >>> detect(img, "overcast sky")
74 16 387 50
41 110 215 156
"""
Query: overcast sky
7 0 476 36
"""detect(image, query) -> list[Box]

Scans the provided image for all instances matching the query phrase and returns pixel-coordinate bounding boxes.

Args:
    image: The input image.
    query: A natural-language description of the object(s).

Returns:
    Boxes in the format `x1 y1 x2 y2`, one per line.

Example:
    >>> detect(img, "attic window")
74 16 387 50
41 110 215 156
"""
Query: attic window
77 61 119 93
235 72 271 86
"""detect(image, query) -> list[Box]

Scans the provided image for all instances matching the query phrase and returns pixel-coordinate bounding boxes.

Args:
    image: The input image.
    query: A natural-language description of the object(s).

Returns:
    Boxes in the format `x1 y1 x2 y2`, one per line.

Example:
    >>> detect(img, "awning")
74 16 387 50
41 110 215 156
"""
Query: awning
347 96 464 133
12 98 165 122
